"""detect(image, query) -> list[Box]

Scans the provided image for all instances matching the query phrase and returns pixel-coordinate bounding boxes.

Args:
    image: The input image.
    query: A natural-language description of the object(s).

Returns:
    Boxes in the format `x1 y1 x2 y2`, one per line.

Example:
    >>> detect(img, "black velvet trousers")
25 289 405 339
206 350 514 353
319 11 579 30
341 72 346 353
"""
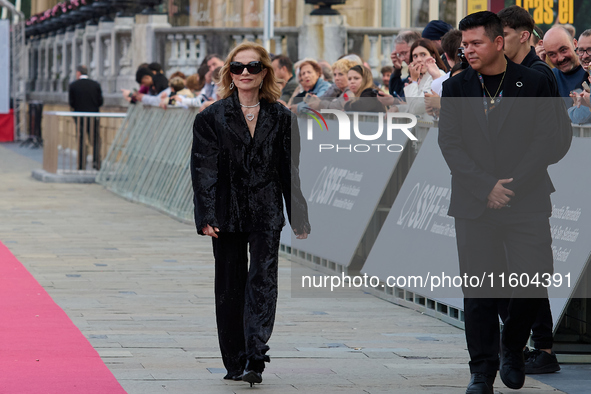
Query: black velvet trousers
212 230 280 375
455 209 553 375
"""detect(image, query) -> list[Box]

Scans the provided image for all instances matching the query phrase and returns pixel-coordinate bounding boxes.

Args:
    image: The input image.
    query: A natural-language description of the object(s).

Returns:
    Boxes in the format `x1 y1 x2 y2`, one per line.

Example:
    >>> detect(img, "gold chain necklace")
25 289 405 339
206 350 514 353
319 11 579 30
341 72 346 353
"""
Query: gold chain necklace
483 62 507 104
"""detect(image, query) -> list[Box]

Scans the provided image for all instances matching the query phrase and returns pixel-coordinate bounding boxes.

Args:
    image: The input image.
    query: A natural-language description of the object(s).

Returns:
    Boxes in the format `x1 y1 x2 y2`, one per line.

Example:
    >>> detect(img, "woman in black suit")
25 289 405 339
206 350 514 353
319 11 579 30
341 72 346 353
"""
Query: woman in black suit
191 42 310 387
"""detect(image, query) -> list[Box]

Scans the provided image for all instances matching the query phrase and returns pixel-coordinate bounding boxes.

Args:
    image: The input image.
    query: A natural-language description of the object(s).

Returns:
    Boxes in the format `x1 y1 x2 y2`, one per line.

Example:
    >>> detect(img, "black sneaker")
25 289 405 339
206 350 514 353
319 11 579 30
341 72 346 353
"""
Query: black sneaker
525 350 560 374
466 372 494 394
523 347 539 362
500 345 526 389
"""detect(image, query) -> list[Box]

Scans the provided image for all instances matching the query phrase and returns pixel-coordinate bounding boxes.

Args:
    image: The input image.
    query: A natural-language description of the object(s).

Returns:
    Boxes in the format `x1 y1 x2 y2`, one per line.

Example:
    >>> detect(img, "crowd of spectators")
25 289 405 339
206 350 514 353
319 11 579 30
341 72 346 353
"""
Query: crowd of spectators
121 16 591 124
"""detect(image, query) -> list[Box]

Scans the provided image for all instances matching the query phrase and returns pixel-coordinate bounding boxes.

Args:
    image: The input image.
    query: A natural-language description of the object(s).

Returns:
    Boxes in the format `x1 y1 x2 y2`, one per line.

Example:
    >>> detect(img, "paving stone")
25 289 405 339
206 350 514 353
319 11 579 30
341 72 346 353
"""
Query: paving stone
0 144 571 394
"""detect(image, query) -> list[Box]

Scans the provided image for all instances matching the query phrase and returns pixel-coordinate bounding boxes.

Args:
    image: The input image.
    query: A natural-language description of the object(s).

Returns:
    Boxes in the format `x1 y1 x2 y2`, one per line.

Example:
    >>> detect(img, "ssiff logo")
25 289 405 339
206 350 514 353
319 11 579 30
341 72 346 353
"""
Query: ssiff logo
305 109 418 153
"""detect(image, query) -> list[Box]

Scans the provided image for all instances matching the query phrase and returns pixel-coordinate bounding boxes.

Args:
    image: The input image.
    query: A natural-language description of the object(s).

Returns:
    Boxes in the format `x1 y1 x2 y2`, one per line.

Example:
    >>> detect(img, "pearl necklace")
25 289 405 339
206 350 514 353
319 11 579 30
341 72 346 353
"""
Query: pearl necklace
240 101 260 121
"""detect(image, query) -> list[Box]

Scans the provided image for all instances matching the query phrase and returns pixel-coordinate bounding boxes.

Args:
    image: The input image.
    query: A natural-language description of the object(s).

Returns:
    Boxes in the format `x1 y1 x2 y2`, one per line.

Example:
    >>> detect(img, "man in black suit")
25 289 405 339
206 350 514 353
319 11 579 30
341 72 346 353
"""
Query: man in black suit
438 12 558 394
68 65 103 170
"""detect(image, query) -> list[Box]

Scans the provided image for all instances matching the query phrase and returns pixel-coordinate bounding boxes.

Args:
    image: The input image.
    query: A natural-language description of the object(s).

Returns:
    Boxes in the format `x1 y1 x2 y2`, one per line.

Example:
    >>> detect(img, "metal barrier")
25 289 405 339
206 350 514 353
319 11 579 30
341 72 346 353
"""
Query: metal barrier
43 111 127 176
96 105 200 222
573 123 591 137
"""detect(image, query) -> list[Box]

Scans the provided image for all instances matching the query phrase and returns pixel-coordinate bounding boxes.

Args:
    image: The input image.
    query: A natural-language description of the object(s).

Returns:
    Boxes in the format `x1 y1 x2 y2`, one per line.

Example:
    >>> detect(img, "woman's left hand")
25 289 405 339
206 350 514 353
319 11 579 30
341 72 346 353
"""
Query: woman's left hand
294 230 308 239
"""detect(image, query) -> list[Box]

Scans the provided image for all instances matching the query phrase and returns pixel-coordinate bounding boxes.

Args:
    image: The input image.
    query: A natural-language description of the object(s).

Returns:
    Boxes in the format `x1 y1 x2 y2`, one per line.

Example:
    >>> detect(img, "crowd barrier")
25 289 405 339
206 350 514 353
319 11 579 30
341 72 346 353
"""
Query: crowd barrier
42 111 127 175
96 105 200 222
95 104 591 345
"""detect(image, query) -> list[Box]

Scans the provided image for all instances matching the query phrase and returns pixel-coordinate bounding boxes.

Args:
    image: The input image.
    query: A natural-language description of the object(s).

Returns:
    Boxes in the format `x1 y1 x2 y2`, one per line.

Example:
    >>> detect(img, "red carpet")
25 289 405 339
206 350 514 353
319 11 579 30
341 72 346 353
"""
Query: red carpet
0 242 127 393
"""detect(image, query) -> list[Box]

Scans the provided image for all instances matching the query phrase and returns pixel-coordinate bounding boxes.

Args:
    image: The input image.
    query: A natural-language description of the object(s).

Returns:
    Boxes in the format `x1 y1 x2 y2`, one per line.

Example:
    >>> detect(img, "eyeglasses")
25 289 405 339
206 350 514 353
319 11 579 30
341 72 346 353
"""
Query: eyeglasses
229 61 264 75
575 47 591 56
396 51 409 58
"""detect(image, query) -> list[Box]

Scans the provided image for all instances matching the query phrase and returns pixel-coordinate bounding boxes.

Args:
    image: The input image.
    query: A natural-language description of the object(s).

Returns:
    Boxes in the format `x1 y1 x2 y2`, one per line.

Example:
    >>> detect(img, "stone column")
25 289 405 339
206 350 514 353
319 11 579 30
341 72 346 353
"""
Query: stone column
35 39 44 91
367 35 379 78
113 16 134 94
131 14 171 72
71 28 84 84
298 15 347 64
43 37 52 91
82 24 98 79
96 20 114 92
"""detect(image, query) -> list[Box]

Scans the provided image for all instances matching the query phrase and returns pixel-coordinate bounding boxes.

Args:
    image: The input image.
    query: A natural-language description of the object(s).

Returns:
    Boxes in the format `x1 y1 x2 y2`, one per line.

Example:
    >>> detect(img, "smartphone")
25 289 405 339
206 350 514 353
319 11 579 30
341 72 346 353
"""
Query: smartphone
582 81 590 93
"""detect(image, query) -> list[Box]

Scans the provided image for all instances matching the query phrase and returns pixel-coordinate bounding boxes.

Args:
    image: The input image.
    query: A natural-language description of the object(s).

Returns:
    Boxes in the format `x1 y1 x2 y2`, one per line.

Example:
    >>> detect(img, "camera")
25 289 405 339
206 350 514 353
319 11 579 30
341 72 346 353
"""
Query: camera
457 47 468 66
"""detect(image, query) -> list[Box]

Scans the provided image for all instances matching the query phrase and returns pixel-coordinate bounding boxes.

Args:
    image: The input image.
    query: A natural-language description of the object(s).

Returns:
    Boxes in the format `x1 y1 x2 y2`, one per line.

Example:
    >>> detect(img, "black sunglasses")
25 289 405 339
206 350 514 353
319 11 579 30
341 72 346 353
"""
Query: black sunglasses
229 61 264 75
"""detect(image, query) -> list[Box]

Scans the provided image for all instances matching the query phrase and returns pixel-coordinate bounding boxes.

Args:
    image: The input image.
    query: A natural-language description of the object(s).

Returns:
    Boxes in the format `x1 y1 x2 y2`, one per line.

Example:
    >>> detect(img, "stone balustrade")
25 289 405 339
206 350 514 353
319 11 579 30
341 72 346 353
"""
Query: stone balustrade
25 14 416 106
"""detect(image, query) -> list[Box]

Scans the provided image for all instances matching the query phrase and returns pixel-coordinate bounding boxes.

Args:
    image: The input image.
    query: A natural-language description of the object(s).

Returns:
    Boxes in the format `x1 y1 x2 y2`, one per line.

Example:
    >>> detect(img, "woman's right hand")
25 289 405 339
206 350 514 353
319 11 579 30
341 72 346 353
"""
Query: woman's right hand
202 224 220 238
408 62 421 83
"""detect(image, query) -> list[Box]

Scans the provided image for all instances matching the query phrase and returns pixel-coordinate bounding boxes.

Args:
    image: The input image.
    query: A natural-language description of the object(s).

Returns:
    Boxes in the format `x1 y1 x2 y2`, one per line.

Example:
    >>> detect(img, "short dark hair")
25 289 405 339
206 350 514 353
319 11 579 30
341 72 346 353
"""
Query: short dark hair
459 11 504 43
497 5 535 34
148 62 163 74
271 55 293 73
380 65 393 75
203 54 222 66
441 29 463 63
76 65 88 75
136 67 153 84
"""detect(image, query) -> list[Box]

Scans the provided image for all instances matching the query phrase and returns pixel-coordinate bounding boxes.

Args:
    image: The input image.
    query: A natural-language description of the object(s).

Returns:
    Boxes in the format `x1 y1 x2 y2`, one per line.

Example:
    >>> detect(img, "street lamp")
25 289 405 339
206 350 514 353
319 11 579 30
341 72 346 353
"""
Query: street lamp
305 0 347 15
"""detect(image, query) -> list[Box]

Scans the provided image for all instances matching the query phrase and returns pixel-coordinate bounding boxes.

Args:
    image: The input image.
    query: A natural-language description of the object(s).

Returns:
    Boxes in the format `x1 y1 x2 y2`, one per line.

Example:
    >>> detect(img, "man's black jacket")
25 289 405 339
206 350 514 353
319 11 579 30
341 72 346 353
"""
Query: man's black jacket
438 59 558 219
68 78 103 112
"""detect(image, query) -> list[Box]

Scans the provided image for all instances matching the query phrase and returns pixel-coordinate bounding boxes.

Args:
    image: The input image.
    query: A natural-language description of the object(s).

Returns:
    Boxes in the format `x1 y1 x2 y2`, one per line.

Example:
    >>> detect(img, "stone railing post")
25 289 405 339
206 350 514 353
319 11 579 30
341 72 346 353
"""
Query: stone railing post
113 16 134 94
96 20 114 92
196 34 206 65
82 24 98 79
44 37 51 91
70 28 84 84
132 13 171 72
382 35 394 67
273 36 282 55
299 15 346 64
367 35 380 77
51 35 61 92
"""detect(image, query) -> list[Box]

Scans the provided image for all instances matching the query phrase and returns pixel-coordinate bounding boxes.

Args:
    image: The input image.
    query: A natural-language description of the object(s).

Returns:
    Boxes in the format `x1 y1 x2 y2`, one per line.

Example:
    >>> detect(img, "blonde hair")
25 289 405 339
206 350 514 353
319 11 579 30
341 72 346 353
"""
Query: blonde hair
217 41 281 103
332 58 361 74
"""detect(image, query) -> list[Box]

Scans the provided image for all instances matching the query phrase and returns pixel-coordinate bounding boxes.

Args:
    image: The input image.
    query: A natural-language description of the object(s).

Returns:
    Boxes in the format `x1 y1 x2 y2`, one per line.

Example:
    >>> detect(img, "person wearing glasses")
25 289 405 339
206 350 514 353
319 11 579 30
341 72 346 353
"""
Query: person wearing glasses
389 30 422 98
191 42 310 387
569 29 591 124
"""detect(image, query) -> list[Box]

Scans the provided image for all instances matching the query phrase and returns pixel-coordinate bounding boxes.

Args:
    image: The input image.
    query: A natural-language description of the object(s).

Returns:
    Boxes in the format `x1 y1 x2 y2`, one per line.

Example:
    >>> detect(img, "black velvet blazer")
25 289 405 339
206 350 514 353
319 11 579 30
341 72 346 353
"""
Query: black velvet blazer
191 91 310 236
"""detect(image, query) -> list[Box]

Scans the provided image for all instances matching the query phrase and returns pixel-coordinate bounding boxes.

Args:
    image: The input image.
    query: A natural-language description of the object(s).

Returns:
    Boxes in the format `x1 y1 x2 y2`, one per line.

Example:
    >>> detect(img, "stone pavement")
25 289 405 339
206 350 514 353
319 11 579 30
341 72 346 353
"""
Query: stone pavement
0 144 566 394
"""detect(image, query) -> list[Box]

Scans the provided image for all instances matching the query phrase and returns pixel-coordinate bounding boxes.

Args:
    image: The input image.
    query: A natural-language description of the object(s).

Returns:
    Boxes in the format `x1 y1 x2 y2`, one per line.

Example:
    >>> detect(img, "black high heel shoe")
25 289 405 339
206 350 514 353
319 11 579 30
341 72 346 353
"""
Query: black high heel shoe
241 369 262 387
223 371 242 381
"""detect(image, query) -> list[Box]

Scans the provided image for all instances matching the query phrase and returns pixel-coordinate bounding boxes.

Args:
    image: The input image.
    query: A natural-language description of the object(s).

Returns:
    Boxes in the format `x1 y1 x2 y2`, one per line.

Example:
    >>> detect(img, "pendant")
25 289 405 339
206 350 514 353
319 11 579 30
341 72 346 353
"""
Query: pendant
246 113 255 122
490 98 495 104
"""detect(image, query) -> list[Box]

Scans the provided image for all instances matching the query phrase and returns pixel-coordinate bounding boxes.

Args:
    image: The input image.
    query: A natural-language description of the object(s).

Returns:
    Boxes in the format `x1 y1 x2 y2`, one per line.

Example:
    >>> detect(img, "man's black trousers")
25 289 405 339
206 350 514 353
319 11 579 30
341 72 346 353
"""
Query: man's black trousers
75 117 101 170
212 230 280 375
455 209 553 375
